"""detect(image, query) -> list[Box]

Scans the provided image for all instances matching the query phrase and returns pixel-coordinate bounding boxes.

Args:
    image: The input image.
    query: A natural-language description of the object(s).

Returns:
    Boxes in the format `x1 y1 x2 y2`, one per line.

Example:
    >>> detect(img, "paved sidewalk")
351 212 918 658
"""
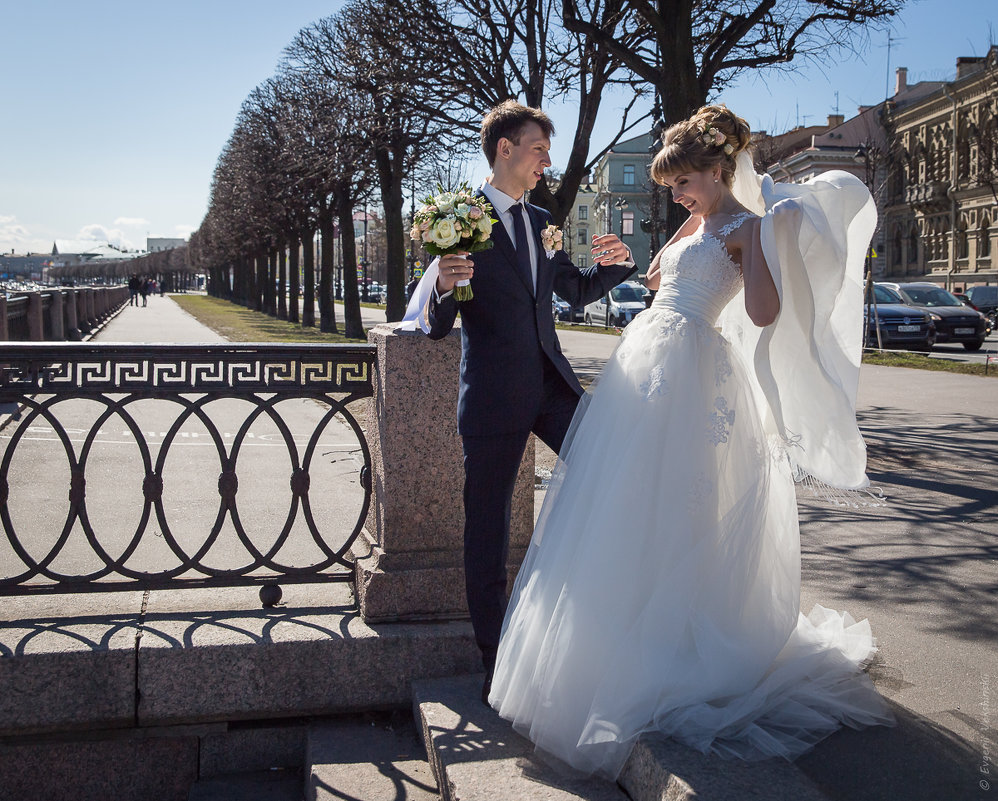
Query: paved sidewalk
95 293 228 344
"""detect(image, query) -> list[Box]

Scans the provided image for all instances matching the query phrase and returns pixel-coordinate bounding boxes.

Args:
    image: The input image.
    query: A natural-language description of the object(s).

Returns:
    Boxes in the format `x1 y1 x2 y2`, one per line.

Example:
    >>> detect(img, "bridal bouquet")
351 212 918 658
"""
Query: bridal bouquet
410 183 496 301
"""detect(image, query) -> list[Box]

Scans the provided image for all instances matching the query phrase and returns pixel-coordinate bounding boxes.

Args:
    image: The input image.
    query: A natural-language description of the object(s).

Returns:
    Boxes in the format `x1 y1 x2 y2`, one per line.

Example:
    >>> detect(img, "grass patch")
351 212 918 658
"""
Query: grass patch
862 349 997 377
556 322 622 336
173 295 366 343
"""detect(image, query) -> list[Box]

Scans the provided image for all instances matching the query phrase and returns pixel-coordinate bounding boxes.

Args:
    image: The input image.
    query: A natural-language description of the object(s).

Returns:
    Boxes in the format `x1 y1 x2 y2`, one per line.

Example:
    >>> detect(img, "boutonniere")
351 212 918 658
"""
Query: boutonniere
540 224 564 257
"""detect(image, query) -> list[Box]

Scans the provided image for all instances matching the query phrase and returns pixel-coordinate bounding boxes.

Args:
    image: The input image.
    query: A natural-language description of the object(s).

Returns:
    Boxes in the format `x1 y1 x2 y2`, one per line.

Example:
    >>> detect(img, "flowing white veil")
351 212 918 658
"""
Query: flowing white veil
717 152 879 496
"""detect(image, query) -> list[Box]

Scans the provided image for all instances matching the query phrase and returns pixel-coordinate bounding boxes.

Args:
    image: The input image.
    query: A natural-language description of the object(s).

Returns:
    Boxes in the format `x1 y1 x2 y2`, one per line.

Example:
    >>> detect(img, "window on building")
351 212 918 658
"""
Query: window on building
577 255 588 269
623 165 635 185
578 228 588 246
957 219 969 260
622 211 634 236
981 215 991 259
578 205 588 220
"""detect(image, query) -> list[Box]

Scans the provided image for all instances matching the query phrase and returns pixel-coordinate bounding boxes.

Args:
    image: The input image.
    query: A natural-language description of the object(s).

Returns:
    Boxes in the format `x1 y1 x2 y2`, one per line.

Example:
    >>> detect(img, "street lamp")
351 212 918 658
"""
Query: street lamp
361 210 369 303
408 173 417 282
854 145 882 349
604 196 629 329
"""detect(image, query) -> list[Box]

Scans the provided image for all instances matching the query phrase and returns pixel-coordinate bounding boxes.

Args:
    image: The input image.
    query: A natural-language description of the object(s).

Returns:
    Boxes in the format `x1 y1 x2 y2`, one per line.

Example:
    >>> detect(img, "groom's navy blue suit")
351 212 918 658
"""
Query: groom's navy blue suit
428 191 636 674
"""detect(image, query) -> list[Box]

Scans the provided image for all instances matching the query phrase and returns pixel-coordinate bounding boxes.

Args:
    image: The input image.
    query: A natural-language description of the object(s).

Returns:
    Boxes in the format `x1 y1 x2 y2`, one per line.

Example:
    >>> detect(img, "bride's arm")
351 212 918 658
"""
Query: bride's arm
740 219 780 327
646 214 699 291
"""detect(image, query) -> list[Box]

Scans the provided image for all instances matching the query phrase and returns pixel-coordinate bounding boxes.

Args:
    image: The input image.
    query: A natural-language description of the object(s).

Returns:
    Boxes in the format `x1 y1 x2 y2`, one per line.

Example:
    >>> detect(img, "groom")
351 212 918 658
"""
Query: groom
426 100 637 701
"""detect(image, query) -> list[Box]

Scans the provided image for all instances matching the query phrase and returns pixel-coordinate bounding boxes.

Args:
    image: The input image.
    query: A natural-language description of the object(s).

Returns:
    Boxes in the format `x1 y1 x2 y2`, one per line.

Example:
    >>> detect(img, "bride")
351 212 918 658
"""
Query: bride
488 105 895 778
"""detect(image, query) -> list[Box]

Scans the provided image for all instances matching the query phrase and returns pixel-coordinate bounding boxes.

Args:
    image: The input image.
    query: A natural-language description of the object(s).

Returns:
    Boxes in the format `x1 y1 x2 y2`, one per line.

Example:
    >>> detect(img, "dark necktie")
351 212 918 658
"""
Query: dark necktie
510 203 535 294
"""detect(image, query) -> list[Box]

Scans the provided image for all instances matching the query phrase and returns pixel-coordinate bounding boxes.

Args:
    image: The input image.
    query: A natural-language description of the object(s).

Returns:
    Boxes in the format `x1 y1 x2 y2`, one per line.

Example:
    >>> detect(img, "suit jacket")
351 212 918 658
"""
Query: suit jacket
428 197 636 436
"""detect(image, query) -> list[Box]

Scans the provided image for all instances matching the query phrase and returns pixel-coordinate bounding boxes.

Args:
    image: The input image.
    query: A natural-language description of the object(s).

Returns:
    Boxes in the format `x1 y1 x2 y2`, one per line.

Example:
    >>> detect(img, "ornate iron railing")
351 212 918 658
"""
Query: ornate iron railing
0 343 376 603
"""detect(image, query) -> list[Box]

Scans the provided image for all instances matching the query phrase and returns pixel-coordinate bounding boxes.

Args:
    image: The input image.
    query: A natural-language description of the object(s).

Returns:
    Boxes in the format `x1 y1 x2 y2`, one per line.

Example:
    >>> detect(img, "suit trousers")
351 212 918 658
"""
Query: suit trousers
462 357 581 673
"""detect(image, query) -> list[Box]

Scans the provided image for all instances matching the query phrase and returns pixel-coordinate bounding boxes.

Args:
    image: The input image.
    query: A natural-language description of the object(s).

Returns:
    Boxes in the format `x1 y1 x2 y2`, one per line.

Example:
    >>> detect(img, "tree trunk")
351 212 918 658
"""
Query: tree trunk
375 147 407 322
318 201 338 334
277 246 288 320
337 201 365 339
288 236 300 324
265 248 277 316
302 229 316 328
255 253 267 311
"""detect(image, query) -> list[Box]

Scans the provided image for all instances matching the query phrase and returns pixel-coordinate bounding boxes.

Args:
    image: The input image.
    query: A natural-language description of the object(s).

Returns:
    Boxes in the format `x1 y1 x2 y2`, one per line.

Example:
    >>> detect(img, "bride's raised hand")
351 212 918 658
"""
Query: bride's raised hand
591 234 631 266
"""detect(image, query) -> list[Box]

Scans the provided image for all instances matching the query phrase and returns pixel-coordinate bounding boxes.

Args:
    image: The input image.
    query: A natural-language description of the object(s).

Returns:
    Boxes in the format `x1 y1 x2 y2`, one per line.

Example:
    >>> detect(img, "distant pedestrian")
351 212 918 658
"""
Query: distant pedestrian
128 275 140 306
140 278 150 307
159 279 165 297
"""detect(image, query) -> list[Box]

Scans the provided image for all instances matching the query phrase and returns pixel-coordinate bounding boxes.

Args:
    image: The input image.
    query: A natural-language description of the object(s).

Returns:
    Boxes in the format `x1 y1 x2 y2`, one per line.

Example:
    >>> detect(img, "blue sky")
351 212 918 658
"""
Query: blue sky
0 1 994 255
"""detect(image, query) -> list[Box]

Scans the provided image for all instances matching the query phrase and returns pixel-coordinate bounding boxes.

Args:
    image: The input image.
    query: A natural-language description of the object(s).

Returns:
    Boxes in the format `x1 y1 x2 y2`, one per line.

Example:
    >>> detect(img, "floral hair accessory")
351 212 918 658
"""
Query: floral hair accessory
699 123 735 156
540 224 564 255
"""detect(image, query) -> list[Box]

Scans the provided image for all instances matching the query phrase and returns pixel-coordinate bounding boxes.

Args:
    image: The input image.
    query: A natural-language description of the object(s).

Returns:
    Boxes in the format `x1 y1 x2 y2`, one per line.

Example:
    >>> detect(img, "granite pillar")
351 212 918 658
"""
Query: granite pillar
49 290 64 340
65 289 81 340
26 292 43 341
355 323 534 623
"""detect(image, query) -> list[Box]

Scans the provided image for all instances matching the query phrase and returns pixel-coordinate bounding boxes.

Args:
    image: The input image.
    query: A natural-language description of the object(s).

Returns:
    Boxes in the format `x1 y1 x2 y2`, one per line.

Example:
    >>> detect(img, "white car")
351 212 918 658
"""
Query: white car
584 282 648 327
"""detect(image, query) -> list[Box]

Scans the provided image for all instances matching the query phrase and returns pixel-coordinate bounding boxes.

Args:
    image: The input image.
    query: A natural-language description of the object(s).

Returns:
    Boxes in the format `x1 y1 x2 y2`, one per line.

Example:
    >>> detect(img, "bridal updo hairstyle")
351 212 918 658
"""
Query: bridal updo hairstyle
481 100 555 167
651 105 752 188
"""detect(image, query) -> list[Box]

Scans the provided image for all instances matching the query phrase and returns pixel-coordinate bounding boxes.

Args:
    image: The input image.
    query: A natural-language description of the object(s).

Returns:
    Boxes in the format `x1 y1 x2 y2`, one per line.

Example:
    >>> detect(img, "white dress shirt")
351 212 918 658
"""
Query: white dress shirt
480 181 538 291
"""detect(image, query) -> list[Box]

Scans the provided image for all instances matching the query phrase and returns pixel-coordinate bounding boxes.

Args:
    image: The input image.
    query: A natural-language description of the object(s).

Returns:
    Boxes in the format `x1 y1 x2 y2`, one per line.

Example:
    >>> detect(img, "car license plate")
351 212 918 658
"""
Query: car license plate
897 325 920 332
954 327 975 335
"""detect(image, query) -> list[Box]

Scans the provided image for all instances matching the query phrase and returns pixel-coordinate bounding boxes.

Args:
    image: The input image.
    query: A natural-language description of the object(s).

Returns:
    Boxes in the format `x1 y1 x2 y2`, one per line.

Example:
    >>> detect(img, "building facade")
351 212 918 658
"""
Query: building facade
560 180 598 270
881 49 998 290
591 132 660 273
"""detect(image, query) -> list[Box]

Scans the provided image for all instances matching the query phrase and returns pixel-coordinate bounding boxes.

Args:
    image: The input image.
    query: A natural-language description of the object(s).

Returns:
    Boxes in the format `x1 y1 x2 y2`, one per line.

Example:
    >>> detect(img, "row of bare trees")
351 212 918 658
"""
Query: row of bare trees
189 0 904 336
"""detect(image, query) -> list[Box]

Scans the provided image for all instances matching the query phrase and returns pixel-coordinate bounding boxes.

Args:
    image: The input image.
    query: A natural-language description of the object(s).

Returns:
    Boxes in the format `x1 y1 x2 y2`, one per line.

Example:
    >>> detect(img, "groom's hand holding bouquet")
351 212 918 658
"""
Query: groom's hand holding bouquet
410 184 496 301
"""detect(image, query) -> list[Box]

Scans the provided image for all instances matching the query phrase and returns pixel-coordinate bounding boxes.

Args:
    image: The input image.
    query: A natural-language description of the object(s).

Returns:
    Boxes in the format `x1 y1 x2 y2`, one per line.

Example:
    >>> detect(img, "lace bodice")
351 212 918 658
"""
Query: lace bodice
651 213 752 325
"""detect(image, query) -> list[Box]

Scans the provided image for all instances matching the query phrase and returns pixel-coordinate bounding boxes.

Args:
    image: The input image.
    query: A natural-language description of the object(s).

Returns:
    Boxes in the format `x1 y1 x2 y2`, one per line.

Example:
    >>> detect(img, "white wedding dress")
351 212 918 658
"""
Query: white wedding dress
489 158 896 779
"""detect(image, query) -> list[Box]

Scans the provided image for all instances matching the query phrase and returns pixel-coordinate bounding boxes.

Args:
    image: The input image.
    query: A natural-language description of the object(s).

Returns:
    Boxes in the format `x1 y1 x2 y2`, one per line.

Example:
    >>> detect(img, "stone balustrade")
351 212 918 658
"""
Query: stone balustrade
0 286 129 341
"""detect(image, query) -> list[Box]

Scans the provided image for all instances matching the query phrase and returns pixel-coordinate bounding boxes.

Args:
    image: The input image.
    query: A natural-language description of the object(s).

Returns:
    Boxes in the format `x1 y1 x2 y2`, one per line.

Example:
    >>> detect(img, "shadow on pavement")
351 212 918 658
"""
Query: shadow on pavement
797 699 987 801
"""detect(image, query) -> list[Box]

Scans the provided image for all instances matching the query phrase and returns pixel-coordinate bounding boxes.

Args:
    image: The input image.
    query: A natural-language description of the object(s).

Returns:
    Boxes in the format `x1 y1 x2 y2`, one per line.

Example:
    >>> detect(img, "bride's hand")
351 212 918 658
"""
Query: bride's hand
591 234 631 266
436 253 474 293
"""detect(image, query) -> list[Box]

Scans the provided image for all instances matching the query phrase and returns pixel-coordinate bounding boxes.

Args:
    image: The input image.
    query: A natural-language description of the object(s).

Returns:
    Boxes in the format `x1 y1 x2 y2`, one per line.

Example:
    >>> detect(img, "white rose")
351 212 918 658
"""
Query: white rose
477 216 493 236
430 218 461 249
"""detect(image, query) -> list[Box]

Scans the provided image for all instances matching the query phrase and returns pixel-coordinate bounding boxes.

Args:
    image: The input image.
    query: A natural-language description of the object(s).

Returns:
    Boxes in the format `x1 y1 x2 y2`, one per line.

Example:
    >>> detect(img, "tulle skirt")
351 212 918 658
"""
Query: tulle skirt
489 306 894 778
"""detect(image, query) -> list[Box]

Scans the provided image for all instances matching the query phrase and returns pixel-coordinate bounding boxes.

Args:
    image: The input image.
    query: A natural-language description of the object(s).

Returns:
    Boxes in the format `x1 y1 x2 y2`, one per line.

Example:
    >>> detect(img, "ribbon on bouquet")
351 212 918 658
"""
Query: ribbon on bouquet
397 256 441 333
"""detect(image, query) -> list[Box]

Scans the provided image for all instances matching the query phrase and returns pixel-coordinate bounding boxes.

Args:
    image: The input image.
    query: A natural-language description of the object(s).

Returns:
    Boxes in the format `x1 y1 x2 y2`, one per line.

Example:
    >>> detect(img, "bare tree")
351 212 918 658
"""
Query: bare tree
360 0 646 228
565 0 905 124
290 6 468 322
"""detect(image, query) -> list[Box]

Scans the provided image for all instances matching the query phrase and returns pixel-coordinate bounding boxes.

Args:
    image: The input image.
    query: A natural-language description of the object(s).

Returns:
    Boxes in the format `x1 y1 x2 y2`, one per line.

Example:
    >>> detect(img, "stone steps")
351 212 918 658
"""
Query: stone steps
413 674 629 801
414 675 835 801
307 713 439 800
618 732 832 801
188 769 303 801
185 712 441 801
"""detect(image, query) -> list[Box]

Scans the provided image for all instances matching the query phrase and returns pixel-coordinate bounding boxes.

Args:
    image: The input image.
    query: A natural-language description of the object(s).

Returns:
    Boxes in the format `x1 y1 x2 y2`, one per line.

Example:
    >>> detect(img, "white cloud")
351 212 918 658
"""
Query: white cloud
174 224 195 237
77 223 135 251
113 216 150 227
0 215 32 252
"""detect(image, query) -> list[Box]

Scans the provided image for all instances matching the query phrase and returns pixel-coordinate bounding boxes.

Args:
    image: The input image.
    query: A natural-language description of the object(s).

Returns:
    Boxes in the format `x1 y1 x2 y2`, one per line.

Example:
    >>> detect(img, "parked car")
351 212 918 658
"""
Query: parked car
552 293 584 323
880 282 988 351
965 284 998 315
865 284 935 351
584 282 648 327
965 285 997 332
